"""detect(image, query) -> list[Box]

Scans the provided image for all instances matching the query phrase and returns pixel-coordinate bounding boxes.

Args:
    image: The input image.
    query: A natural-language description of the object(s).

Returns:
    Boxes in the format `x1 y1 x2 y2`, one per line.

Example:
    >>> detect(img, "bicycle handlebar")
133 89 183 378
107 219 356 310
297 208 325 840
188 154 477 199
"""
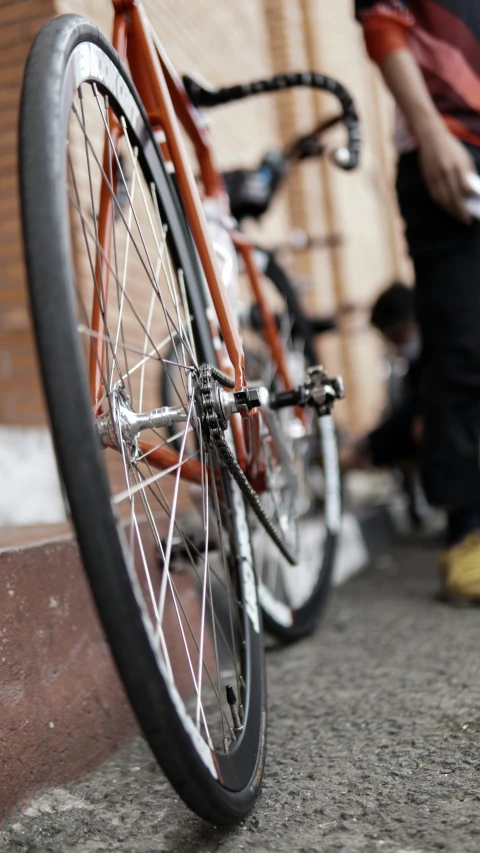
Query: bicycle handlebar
183 71 361 170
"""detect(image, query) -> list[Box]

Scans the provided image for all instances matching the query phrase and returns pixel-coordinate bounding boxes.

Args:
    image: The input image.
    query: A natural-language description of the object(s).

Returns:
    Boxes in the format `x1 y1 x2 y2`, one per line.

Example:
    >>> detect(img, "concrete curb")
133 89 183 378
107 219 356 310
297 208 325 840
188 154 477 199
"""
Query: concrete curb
0 538 136 822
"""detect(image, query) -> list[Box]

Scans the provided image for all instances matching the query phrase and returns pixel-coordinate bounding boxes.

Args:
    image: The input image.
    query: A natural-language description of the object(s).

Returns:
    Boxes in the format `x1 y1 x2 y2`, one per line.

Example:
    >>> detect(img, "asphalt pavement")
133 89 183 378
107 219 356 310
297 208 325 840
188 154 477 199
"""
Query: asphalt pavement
2 538 480 853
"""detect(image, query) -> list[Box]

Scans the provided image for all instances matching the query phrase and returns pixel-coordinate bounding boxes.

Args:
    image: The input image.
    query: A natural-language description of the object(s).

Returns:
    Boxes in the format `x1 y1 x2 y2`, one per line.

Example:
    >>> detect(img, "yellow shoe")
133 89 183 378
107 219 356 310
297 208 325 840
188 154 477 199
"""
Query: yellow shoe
441 532 480 603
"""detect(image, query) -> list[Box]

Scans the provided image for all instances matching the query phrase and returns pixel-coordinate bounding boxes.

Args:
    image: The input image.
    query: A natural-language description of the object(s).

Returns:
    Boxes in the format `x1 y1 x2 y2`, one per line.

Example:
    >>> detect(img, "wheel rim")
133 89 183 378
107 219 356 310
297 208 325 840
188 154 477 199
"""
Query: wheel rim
57 42 262 783
241 273 336 626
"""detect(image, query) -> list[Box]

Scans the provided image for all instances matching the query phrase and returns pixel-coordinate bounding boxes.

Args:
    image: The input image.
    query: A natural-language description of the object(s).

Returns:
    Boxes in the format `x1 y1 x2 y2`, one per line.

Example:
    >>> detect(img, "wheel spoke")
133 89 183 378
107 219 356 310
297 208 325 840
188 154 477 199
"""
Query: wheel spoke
136 459 245 662
72 99 193 363
156 395 196 625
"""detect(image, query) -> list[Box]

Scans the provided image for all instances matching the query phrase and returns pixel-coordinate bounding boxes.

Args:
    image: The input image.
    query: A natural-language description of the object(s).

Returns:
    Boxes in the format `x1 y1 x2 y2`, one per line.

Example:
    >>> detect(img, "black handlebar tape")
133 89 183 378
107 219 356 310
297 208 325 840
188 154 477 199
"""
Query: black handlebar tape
309 317 338 335
183 71 361 170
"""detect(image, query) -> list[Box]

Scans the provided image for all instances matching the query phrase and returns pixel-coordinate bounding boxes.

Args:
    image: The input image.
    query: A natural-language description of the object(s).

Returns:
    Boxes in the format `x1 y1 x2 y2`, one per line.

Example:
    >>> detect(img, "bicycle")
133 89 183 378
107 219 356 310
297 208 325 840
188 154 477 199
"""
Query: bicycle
19 3 360 825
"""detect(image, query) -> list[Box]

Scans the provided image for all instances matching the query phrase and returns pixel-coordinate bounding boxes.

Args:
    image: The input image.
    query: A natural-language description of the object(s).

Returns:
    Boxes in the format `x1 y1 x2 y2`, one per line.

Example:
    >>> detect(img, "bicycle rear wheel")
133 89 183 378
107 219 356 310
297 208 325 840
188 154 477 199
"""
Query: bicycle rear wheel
19 15 266 825
165 245 342 640
253 247 318 365
243 249 341 641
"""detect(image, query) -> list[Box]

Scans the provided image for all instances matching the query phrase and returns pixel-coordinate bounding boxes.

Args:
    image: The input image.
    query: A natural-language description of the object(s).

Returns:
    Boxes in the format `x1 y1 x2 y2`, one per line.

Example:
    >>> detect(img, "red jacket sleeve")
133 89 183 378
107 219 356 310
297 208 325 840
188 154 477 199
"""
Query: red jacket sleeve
358 3 414 67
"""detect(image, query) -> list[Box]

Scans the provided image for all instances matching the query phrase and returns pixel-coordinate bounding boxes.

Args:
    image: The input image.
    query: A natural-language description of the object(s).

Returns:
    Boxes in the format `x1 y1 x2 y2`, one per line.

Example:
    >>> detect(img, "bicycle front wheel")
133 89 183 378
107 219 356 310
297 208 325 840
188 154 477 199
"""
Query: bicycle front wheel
20 15 266 825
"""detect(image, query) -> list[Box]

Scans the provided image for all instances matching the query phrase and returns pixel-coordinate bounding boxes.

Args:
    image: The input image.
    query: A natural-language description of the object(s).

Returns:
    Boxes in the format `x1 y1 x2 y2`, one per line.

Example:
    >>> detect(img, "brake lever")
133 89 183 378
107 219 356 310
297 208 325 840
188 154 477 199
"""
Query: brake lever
286 113 346 163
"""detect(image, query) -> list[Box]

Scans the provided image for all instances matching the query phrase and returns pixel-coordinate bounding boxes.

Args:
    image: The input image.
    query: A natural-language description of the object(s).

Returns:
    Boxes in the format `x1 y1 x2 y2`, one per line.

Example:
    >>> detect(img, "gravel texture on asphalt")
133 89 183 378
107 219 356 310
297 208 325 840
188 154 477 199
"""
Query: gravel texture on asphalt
2 540 480 853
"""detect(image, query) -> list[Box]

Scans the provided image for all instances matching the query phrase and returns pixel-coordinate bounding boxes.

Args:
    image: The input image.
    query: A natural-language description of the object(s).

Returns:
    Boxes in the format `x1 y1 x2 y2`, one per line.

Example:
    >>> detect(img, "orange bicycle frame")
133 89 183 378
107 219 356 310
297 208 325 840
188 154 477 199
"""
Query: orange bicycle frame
91 0 299 484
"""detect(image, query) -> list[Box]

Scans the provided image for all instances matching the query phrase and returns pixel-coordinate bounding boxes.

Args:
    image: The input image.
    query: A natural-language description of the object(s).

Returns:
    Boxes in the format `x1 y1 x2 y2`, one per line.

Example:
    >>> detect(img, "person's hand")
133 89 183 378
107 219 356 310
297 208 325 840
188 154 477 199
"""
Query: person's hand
417 124 475 223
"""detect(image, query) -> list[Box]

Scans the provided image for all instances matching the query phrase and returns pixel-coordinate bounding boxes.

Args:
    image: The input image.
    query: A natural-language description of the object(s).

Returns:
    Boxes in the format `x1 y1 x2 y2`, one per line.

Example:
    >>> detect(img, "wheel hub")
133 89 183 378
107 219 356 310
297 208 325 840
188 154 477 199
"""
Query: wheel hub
96 382 189 455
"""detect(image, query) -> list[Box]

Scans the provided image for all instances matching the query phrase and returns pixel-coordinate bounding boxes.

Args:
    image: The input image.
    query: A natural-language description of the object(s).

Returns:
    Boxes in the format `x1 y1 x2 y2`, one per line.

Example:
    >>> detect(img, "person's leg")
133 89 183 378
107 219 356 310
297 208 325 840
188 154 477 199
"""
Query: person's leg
415 241 480 506
366 393 418 465
397 148 480 597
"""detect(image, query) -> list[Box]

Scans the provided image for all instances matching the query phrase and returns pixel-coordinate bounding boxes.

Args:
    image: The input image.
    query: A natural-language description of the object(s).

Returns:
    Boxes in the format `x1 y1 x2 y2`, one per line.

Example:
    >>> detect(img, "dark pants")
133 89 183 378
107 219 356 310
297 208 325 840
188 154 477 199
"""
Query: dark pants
396 146 480 509
367 393 417 468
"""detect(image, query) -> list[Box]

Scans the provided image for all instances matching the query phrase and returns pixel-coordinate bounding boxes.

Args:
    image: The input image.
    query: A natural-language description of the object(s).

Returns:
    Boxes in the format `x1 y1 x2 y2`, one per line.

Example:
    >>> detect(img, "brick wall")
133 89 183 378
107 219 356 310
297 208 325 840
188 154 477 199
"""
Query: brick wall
0 0 55 426
0 0 411 433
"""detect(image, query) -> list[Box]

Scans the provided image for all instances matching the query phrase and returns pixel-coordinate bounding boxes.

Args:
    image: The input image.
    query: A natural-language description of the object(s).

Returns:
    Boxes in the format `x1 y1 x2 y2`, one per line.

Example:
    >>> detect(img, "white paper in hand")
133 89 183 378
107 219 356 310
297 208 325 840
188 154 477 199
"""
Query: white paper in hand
464 172 480 219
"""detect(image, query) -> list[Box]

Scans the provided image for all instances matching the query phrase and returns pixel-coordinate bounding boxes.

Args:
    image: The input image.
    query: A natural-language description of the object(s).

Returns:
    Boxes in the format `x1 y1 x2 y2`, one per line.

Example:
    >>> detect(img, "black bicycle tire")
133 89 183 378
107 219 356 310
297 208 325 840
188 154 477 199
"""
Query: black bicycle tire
255 248 318 366
19 14 266 825
252 248 339 640
261 515 338 642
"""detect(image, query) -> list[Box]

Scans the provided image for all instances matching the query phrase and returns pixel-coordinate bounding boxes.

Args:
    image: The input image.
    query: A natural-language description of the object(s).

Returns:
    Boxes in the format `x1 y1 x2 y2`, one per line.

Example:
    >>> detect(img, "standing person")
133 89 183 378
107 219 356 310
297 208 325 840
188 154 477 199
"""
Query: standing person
355 0 480 601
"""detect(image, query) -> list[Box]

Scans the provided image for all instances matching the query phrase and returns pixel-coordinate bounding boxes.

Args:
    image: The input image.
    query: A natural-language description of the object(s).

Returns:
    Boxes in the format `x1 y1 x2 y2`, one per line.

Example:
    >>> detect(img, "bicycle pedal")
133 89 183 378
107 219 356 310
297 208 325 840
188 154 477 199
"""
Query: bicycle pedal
269 365 345 414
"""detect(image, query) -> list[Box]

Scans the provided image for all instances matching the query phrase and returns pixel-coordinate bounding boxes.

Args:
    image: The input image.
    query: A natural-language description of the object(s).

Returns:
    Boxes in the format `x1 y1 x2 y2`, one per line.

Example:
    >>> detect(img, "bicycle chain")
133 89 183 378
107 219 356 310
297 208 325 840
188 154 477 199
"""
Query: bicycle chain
198 364 296 566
